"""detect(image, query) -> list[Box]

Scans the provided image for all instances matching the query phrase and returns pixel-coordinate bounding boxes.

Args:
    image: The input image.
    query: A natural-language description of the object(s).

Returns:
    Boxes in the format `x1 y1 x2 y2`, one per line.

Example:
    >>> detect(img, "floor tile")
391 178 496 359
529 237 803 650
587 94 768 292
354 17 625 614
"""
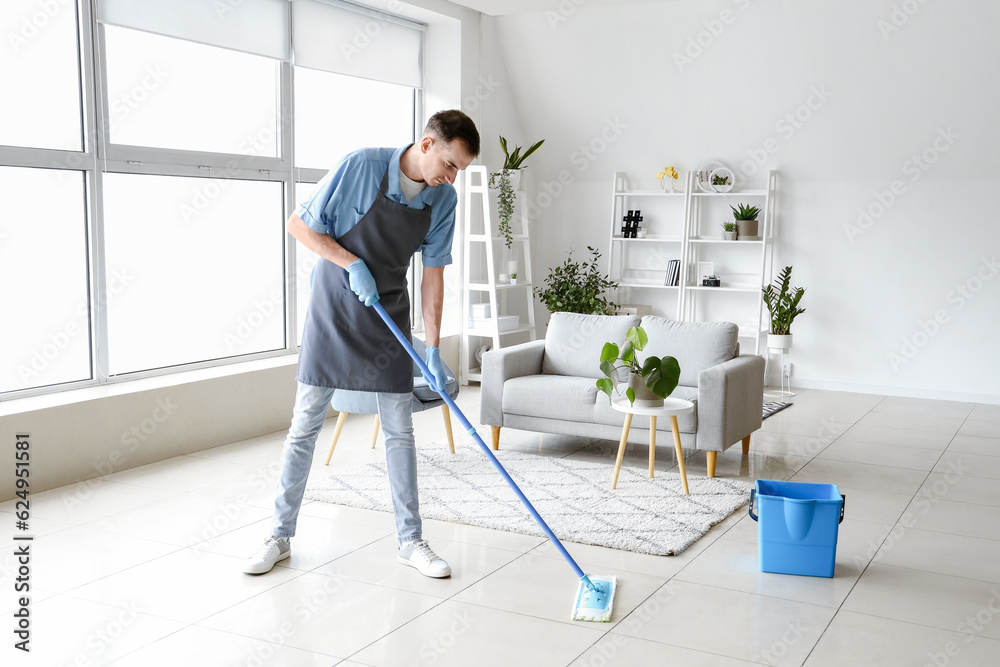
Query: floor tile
315 535 521 598
613 579 835 666
837 423 953 450
842 564 1000 641
90 494 272 547
790 458 928 496
684 449 811 482
675 519 890 607
803 610 1000 667
0 480 173 525
969 404 1000 423
186 432 286 467
569 634 763 666
192 513 392 571
452 549 667 628
899 497 1000 541
873 528 1000 584
350 599 606 667
0 594 185 666
69 548 302 623
0 526 178 593
948 434 1000 458
296 501 398 532
761 415 853 439
935 451 1000 480
855 409 965 433
100 455 253 494
104 624 334 667
199 571 441 659
817 439 943 471
747 430 834 458
419 516 547 552
871 396 974 419
959 419 1000 439
917 472 1000 508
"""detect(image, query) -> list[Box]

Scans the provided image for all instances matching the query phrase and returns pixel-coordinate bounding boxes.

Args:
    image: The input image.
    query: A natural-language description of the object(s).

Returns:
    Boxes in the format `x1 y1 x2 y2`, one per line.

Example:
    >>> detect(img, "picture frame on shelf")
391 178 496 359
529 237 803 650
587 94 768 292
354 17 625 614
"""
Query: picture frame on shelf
697 261 714 284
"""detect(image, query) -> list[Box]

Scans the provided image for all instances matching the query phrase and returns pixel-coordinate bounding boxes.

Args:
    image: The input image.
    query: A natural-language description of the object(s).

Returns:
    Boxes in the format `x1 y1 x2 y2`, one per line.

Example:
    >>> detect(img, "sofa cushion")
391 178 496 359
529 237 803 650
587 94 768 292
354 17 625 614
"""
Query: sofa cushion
503 375 599 423
593 385 698 433
542 313 641 379
638 316 738 387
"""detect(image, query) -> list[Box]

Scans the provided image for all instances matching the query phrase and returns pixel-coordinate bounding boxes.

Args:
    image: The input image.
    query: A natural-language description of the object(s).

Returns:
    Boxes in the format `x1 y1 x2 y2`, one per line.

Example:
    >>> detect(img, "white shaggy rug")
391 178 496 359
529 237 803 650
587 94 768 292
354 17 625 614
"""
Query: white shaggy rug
305 443 752 556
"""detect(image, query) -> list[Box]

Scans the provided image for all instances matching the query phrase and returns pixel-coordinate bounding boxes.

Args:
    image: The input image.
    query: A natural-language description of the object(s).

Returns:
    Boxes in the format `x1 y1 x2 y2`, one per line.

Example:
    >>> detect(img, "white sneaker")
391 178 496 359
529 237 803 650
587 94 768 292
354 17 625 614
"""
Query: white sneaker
243 536 290 575
398 539 451 578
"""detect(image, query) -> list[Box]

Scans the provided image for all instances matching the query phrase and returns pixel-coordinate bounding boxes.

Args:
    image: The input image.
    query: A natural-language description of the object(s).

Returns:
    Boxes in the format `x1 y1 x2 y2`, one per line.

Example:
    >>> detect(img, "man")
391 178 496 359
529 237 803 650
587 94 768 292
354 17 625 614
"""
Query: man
244 110 479 578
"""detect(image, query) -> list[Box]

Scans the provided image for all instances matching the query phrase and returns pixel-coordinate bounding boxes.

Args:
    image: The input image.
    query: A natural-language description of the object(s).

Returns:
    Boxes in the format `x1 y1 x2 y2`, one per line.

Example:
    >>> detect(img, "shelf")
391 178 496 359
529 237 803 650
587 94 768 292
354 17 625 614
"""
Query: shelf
466 367 482 382
468 282 533 291
614 190 686 197
690 237 764 244
466 325 534 337
612 235 683 243
619 282 680 289
686 284 761 293
691 189 767 197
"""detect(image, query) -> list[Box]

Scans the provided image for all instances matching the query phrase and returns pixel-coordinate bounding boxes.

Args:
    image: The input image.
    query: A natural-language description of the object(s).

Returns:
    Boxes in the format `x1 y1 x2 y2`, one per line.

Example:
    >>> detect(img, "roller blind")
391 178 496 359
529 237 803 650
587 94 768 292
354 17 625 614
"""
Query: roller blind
97 0 291 61
292 0 423 89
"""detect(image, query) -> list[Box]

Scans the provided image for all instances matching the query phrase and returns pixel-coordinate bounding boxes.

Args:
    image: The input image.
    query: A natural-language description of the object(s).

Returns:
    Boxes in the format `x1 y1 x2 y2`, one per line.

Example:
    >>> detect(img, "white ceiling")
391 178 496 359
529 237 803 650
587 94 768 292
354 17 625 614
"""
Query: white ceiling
444 0 668 16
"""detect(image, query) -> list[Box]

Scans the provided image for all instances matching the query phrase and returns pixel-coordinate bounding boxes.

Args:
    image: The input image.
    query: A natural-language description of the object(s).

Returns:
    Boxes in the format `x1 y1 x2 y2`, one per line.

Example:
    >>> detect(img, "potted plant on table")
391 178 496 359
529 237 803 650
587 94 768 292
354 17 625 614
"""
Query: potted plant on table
597 326 681 407
762 265 806 350
721 222 738 241
534 246 618 315
731 203 761 240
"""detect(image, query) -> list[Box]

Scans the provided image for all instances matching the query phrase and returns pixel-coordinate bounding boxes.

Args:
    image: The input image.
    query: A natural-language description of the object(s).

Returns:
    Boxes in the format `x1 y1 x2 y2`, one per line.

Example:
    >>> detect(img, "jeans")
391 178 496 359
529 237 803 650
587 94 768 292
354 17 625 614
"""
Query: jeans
271 382 420 543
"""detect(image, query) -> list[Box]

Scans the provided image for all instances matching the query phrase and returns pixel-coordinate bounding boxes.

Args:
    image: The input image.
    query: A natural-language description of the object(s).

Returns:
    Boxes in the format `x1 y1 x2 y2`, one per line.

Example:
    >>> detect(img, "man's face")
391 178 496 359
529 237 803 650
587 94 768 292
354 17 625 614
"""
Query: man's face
419 136 475 187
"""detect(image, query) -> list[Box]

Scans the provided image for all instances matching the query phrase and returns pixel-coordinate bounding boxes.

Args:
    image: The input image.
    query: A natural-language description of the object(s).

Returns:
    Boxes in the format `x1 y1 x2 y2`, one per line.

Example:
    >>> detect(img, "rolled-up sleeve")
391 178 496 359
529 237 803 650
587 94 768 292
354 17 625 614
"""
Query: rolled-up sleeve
421 189 457 267
295 155 376 236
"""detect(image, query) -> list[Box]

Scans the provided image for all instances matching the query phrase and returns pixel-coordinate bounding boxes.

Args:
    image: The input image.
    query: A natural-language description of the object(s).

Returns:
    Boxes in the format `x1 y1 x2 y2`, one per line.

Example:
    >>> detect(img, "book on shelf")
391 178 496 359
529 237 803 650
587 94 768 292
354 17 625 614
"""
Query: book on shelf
663 259 680 286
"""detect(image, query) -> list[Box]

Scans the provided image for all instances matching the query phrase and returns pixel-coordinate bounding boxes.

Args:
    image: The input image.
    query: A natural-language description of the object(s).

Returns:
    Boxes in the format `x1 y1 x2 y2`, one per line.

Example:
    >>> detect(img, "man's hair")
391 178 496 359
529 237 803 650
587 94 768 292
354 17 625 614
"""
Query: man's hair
424 110 480 158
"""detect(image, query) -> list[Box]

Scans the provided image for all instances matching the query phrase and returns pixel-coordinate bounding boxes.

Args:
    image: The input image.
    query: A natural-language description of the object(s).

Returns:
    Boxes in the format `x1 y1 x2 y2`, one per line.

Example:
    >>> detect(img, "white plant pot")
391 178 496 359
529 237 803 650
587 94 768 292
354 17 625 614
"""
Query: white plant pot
767 334 793 350
510 277 518 285
507 168 522 192
628 374 664 408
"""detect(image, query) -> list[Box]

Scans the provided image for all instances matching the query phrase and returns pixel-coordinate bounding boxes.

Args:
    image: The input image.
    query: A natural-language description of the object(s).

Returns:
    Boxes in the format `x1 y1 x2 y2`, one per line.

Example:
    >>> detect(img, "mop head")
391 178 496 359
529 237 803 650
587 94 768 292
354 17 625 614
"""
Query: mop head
572 575 617 622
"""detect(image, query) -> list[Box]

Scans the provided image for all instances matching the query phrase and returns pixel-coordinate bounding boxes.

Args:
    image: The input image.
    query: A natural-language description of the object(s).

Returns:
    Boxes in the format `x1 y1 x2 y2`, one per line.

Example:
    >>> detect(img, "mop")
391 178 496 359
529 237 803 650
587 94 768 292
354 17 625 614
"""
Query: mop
372 302 617 622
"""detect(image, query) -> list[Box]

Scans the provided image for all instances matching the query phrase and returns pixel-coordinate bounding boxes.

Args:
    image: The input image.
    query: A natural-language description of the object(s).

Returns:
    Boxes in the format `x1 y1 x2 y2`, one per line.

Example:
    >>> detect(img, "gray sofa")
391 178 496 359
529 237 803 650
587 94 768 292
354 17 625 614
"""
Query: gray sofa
479 312 765 477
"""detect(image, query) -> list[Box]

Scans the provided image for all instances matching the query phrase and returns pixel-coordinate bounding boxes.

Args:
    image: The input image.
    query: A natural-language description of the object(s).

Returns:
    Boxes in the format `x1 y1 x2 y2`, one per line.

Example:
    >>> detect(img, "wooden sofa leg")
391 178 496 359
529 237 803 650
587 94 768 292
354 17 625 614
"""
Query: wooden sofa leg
442 405 455 454
706 451 717 478
325 412 349 465
491 426 500 450
742 434 751 455
370 414 381 449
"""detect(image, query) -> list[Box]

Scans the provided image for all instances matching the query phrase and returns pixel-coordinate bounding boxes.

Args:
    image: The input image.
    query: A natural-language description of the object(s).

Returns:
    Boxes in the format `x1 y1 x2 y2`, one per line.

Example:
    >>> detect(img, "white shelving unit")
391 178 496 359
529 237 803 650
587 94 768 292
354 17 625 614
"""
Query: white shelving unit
608 170 777 355
460 166 536 384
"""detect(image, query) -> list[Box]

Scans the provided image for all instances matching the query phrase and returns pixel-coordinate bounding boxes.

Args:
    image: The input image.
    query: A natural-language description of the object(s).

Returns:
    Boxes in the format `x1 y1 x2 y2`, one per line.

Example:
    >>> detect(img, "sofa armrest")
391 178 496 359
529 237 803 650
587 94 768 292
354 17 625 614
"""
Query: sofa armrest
479 339 546 427
696 355 765 452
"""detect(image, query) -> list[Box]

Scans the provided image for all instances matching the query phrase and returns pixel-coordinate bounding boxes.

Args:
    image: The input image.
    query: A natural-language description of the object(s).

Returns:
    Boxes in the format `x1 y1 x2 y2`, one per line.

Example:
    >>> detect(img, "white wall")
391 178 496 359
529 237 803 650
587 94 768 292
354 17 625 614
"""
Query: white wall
489 0 1000 403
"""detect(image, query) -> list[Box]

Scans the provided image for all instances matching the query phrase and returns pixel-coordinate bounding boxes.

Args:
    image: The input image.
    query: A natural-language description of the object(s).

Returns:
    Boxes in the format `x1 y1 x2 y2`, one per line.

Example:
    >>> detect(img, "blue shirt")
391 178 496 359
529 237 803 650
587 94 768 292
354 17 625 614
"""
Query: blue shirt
295 145 458 267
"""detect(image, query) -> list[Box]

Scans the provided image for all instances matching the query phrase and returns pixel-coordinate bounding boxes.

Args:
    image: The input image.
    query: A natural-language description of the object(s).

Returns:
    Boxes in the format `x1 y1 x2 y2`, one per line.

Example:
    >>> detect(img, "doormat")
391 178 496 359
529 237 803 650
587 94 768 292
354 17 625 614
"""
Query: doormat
305 444 751 556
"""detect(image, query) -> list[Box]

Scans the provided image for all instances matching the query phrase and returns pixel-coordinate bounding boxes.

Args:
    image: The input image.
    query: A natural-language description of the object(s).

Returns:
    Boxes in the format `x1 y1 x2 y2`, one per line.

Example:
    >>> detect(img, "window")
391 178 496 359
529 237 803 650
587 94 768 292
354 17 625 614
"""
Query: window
104 26 280 156
0 167 90 393
102 173 285 374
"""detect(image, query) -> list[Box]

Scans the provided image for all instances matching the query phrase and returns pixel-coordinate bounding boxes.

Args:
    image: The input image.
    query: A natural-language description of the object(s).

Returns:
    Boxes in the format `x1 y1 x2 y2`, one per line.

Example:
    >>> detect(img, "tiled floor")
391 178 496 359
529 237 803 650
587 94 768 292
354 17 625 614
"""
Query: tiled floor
2 387 999 666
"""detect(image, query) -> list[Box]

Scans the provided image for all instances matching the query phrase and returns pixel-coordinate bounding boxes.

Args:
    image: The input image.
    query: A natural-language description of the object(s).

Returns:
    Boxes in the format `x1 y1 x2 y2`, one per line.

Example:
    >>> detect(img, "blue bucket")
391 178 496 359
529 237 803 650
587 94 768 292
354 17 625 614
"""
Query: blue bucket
749 479 845 578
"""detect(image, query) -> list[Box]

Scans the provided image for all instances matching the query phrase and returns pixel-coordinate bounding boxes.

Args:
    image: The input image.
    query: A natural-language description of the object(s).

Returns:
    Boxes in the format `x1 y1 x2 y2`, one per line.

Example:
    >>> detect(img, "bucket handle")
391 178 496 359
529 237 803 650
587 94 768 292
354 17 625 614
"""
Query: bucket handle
749 490 846 523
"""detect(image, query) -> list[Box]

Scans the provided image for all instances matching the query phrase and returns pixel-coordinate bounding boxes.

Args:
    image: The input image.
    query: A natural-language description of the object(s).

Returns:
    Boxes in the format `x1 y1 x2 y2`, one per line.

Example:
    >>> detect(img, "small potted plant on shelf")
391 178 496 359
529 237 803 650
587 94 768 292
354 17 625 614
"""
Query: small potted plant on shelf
597 326 681 407
510 272 518 285
656 166 679 193
721 222 737 241
488 135 544 250
731 203 761 240
534 246 618 314
762 265 806 350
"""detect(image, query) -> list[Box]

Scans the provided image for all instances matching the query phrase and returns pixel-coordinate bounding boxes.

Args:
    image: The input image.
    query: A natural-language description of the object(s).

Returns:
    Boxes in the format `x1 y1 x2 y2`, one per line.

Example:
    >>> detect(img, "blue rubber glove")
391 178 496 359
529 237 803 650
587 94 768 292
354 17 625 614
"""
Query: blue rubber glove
345 258 379 306
423 346 447 392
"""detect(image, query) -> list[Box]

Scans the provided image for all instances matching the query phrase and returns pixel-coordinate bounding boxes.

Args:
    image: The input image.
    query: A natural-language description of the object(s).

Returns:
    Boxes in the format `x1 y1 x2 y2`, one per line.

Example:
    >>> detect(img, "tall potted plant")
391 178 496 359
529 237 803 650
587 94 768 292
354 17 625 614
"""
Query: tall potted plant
534 246 618 315
762 265 806 350
597 326 681 407
731 203 761 239
488 136 544 255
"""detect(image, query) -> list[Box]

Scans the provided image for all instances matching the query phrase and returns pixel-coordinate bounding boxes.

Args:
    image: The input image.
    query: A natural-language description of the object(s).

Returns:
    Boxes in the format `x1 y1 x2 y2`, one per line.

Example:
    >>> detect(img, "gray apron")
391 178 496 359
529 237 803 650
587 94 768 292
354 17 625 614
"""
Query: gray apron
297 167 432 392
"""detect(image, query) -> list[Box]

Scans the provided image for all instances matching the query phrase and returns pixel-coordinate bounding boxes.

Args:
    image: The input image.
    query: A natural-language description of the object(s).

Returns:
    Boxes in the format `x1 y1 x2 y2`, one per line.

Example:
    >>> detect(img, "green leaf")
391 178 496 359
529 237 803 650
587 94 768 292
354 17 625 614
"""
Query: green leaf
599 360 616 377
596 377 614 399
621 341 634 365
648 356 681 398
625 386 635 405
600 342 619 362
626 326 648 351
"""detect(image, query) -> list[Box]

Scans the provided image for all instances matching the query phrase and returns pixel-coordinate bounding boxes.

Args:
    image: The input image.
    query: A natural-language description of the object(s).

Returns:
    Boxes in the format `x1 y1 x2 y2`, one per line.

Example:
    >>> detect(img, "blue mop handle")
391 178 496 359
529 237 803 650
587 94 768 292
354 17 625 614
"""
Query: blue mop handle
373 302 597 592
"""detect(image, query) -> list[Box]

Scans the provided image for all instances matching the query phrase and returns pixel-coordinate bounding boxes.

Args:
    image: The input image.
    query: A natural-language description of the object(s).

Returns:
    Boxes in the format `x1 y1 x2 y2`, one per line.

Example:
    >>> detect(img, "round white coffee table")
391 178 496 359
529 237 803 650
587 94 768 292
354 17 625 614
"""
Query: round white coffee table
610 395 695 494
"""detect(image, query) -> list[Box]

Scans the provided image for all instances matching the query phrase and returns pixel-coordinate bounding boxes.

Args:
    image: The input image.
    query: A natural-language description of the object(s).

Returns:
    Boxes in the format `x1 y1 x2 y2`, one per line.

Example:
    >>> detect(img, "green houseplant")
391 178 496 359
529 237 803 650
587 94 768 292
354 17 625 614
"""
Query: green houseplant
597 326 681 407
762 265 806 349
731 203 761 239
721 221 737 241
488 136 544 249
534 246 618 314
